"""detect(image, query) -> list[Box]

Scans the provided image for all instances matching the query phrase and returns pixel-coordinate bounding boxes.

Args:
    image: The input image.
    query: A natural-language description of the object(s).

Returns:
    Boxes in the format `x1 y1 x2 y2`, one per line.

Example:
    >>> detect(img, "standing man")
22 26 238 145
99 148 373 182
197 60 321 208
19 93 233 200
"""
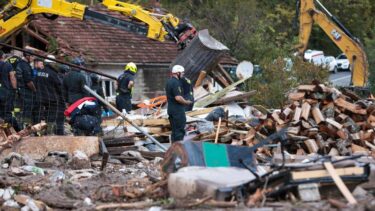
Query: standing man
72 57 92 88
35 59 64 135
0 50 19 131
15 50 37 128
63 59 88 105
165 65 192 142
32 58 44 125
38 57 65 135
116 62 137 114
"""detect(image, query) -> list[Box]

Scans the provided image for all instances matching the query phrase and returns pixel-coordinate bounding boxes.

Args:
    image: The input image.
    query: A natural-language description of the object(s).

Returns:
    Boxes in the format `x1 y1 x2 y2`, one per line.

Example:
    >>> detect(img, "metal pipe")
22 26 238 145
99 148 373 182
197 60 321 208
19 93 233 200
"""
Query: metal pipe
0 42 117 80
83 85 168 152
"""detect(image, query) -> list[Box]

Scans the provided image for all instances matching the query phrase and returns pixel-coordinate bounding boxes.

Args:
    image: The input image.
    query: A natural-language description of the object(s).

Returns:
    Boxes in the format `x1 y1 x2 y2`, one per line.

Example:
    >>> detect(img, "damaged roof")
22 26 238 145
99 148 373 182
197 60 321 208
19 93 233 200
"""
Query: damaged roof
30 5 237 65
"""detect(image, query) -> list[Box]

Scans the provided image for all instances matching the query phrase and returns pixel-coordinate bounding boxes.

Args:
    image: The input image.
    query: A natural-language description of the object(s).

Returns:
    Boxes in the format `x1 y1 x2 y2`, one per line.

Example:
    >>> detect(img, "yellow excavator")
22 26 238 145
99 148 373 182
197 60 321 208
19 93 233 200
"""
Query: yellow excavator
0 0 196 48
297 0 368 87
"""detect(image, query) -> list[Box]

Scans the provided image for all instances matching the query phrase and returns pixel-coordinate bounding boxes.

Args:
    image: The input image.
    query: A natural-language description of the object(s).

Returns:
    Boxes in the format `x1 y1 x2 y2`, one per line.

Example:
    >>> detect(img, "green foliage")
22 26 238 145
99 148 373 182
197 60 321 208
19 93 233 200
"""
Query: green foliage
47 37 59 54
248 58 329 108
161 0 374 106
365 29 375 94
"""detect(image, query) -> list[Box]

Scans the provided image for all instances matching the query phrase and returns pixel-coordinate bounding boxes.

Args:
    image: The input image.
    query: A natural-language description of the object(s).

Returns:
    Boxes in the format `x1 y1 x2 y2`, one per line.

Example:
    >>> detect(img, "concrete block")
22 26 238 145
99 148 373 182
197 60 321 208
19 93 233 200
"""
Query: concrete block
168 166 255 200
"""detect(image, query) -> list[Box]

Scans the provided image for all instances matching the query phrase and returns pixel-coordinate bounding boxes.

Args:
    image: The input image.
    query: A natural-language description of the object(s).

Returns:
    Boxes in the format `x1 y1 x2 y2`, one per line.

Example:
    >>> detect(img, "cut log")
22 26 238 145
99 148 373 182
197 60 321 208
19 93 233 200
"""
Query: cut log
281 107 293 120
301 102 311 120
288 92 306 101
312 106 325 124
336 129 349 140
271 112 285 125
287 126 300 135
334 98 367 115
350 133 361 141
293 107 302 122
304 139 319 153
298 85 316 91
326 118 343 129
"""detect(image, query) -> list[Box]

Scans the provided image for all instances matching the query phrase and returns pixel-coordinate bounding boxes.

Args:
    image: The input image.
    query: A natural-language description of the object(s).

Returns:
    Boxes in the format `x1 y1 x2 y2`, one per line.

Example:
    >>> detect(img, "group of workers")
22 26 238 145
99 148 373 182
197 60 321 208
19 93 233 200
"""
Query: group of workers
0 48 193 142
0 49 106 135
117 63 194 143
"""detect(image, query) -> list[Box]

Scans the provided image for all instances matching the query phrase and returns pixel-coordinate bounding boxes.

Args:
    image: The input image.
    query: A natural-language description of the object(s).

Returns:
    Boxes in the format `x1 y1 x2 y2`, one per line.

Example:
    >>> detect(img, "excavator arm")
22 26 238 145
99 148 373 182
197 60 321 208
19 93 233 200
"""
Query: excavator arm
297 0 368 87
0 0 195 47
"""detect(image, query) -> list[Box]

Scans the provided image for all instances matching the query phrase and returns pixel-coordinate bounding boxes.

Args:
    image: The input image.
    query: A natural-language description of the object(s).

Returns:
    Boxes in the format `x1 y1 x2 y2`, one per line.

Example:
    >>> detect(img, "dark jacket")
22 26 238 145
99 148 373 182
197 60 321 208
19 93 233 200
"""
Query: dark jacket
35 64 63 103
117 71 135 95
63 70 88 104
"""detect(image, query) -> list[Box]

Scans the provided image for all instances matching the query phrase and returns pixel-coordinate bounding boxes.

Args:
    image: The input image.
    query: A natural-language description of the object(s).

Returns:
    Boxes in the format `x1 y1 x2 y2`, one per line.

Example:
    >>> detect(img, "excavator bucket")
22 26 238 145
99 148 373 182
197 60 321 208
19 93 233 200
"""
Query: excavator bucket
170 29 229 84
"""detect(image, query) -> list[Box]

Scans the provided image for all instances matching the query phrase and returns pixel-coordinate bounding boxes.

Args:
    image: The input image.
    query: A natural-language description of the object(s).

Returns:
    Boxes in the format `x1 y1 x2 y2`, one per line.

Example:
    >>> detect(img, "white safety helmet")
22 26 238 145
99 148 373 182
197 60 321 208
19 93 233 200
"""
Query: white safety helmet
171 65 185 73
44 55 56 63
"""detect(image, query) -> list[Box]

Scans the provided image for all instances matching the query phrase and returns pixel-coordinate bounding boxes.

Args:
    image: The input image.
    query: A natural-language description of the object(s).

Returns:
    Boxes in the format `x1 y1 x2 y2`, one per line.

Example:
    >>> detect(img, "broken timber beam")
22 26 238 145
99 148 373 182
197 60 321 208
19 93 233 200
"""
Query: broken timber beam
84 85 167 152
195 77 249 108
323 162 358 205
212 90 256 105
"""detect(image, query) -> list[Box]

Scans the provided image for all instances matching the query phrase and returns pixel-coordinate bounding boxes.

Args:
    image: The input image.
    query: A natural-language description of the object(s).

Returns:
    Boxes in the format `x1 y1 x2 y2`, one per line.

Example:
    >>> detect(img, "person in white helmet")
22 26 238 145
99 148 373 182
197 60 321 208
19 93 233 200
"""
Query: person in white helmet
165 65 192 142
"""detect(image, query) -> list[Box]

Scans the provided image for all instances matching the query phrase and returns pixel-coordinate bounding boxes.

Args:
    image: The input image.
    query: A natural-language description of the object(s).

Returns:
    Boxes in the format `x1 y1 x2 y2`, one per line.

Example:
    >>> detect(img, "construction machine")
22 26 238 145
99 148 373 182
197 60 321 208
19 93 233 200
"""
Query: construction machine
297 0 369 87
0 0 196 49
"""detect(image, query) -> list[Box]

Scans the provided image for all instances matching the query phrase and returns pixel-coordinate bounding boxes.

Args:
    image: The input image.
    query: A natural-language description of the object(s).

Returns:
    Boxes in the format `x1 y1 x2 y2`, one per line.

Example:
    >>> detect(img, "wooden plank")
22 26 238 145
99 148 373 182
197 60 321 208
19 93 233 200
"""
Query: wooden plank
292 166 364 180
323 162 358 204
214 117 222 144
301 102 311 120
293 107 302 122
195 77 249 108
217 64 235 84
312 106 325 124
186 107 216 117
194 71 207 87
334 98 367 115
133 118 170 127
208 70 230 88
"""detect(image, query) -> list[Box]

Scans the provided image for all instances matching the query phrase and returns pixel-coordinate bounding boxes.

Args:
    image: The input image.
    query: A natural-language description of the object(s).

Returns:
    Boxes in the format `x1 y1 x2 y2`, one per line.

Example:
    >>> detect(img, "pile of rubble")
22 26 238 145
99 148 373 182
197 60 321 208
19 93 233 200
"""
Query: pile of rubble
0 82 374 210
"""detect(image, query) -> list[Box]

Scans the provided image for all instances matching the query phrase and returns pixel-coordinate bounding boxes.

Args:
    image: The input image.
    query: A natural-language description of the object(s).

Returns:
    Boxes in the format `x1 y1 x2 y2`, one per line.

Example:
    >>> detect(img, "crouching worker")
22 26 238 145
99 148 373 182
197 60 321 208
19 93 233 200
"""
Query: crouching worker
64 97 102 136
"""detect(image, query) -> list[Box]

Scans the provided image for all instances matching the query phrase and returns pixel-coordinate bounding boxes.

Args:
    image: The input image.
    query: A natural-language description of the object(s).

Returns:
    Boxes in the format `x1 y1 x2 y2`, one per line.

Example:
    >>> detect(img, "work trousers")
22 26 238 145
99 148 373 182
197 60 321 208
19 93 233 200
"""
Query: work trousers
33 100 65 135
0 88 20 131
116 93 132 113
18 88 35 126
168 111 186 142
